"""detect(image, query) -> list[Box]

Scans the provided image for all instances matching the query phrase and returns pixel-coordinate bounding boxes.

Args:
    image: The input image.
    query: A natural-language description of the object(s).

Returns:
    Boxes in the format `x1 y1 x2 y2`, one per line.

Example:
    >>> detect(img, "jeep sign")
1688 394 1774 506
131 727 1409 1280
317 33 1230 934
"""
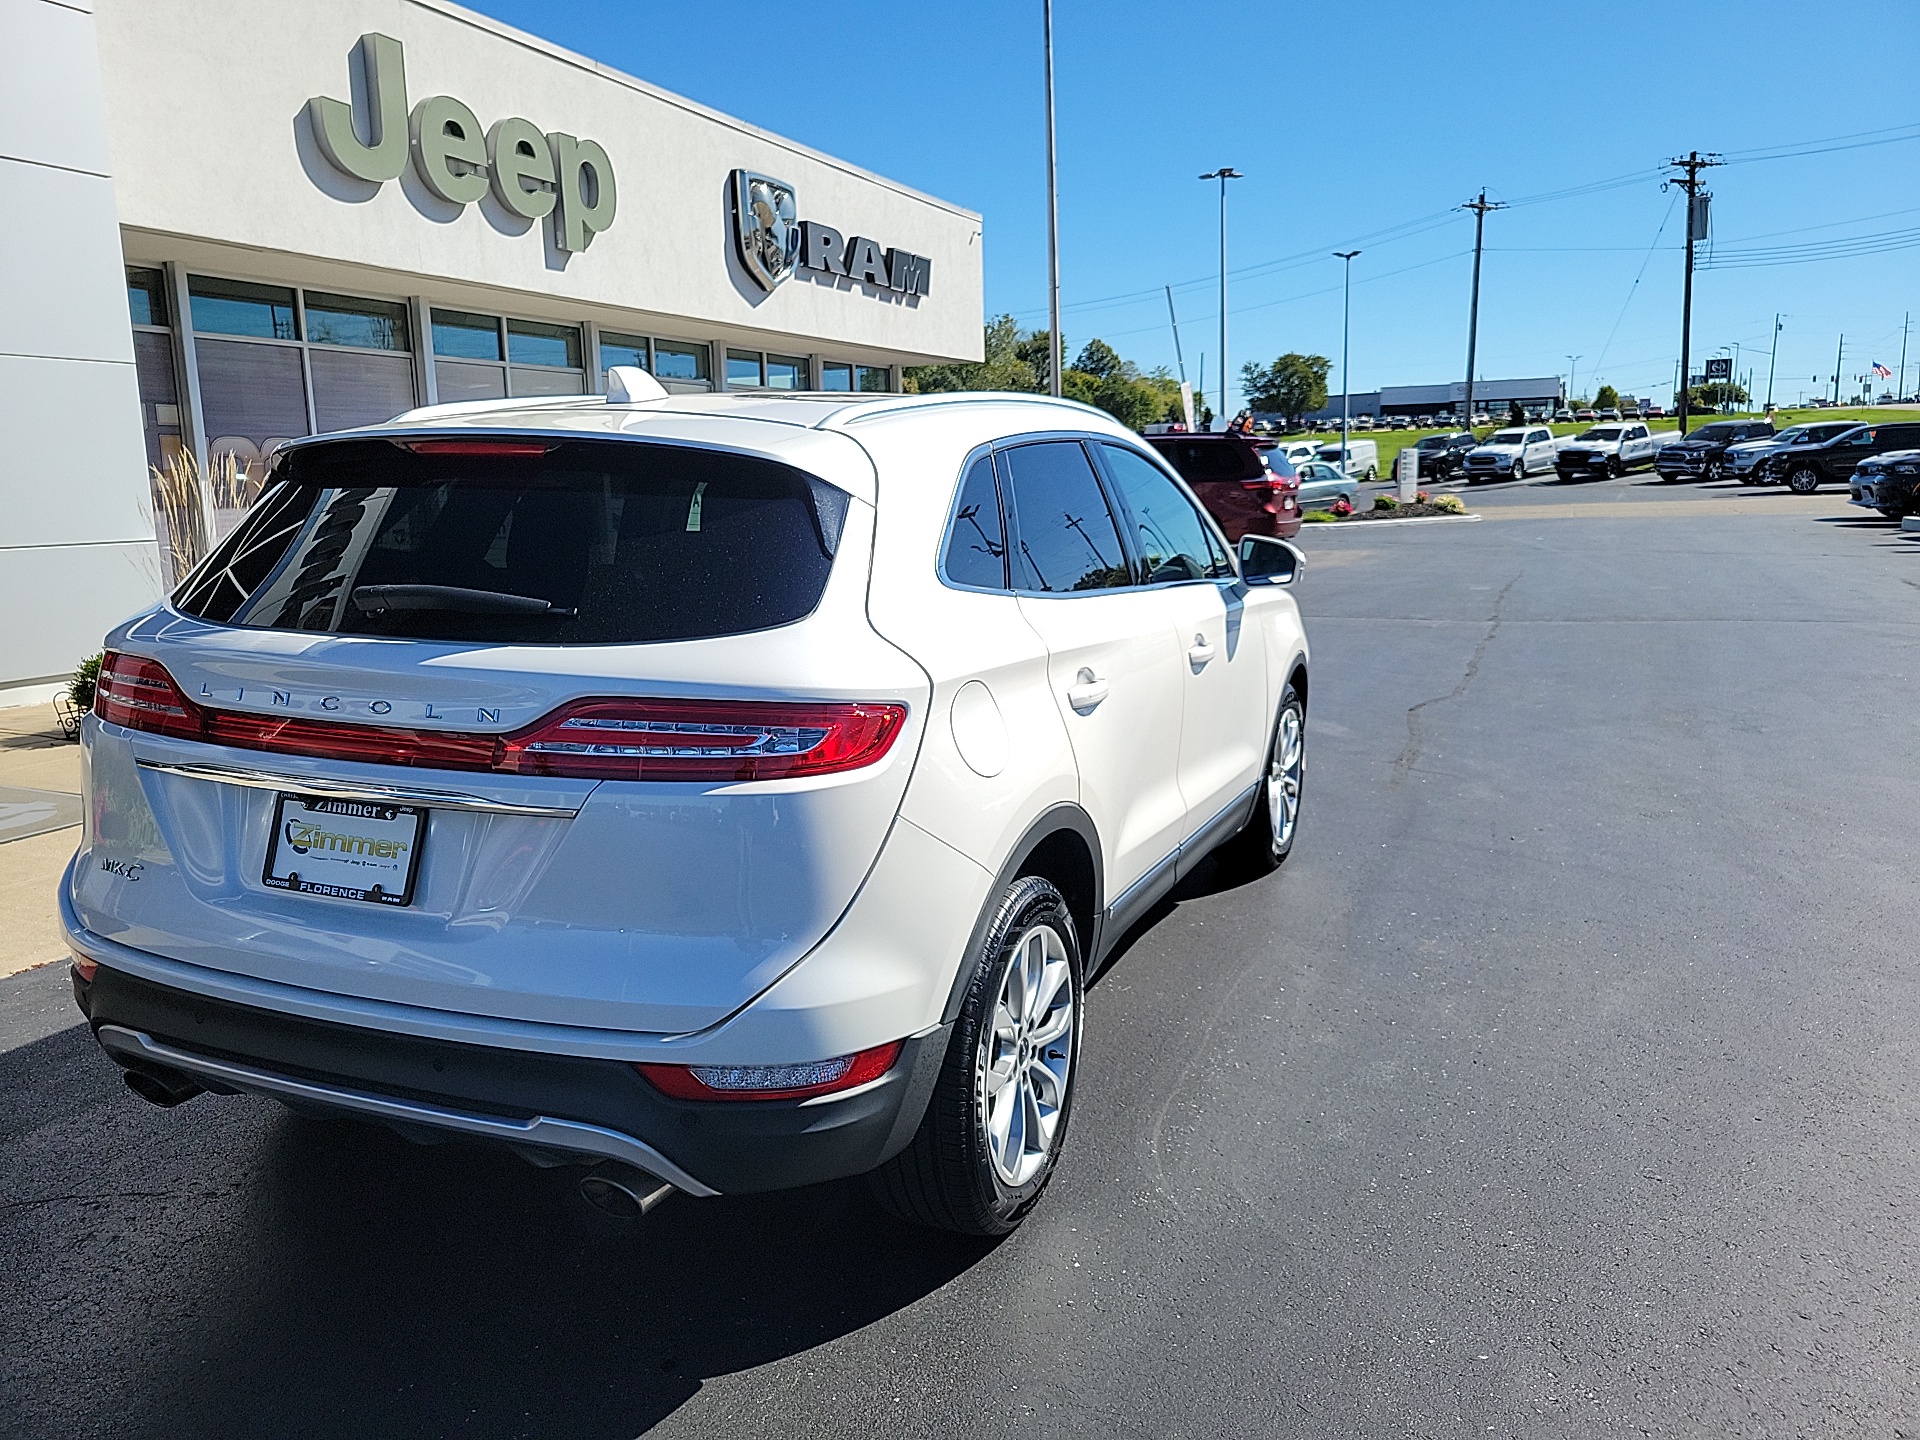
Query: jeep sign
308 33 616 253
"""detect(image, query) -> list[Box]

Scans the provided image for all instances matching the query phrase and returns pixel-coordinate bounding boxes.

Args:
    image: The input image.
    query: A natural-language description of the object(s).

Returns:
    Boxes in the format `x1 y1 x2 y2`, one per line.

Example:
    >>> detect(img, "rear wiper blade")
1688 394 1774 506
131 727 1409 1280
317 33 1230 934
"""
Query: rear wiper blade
351 585 576 617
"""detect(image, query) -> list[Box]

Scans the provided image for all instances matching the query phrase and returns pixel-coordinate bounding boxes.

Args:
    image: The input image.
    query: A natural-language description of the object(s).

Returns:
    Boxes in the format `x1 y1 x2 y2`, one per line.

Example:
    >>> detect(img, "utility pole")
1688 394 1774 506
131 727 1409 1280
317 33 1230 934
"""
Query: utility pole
1765 314 1782 411
1042 0 1061 398
1164 285 1190 427
1567 354 1582 409
1462 190 1504 432
1664 150 1721 435
1335 251 1360 472
1833 334 1844 405
1200 168 1243 425
1899 312 1910 401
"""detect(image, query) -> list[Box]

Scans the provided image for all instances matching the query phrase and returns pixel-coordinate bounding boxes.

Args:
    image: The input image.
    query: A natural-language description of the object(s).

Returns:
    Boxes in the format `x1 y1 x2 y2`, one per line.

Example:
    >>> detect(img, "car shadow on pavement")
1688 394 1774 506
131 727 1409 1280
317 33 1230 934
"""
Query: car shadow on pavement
0 1006 993 1440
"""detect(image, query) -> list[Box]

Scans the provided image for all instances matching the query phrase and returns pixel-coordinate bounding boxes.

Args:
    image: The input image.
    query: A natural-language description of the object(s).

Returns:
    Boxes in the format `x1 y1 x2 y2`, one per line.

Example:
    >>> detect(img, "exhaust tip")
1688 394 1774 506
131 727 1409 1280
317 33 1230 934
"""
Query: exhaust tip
579 1161 677 1218
122 1066 204 1108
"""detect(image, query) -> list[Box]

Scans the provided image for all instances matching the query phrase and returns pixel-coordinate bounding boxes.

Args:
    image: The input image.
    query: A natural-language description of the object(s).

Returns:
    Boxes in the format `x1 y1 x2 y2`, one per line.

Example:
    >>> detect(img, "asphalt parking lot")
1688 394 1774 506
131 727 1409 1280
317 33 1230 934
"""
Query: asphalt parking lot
5 472 1919 1438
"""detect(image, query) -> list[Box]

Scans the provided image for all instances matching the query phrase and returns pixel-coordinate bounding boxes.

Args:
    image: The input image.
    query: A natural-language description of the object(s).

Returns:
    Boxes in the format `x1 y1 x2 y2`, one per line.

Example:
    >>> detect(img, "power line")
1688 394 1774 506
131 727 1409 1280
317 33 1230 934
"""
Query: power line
1590 192 1679 377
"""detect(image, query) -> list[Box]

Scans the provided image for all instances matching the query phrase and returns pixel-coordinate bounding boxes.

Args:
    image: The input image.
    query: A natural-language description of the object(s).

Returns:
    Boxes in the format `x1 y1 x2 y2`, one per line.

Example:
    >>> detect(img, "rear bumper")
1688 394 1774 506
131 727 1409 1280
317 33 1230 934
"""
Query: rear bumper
72 960 949 1196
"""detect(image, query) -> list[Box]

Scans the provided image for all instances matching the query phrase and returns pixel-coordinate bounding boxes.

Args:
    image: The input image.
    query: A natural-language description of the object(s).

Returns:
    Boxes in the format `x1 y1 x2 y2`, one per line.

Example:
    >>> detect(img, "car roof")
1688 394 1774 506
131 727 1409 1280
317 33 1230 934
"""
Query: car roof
273 389 1136 507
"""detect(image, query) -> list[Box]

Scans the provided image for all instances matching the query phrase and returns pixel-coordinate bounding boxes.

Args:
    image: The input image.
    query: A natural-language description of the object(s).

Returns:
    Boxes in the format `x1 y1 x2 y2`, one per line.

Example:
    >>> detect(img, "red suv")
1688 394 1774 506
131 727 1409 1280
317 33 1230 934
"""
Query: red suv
1143 433 1302 541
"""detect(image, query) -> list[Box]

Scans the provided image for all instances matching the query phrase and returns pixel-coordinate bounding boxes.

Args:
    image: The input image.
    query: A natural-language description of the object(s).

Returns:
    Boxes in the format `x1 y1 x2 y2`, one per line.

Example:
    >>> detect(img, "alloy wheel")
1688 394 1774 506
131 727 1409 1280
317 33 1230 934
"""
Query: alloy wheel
980 924 1075 1187
1268 705 1304 849
1786 466 1821 495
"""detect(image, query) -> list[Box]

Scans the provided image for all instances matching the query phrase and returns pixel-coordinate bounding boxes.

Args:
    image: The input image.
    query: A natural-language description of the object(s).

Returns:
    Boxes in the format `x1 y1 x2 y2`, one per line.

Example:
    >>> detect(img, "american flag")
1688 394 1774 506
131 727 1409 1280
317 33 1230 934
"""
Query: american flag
1872 361 1893 379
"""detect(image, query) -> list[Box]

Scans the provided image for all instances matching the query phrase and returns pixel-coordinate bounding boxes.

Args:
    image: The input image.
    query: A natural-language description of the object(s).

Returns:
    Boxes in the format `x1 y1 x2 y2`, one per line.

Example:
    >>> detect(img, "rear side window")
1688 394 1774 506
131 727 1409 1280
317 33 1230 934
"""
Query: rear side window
1882 425 1920 448
1000 441 1131 593
942 453 1008 590
175 437 847 644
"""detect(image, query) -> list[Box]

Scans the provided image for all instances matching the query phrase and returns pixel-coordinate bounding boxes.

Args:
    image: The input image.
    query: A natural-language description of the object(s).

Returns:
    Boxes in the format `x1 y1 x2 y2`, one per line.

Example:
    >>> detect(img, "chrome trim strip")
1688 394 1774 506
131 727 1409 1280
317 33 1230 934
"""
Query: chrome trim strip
134 758 580 817
94 1024 719 1197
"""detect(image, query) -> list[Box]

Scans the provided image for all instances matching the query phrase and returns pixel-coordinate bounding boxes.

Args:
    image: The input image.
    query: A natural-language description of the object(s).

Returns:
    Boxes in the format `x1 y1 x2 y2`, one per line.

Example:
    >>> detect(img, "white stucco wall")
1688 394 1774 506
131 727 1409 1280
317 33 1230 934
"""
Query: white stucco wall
93 0 985 366
0 0 165 702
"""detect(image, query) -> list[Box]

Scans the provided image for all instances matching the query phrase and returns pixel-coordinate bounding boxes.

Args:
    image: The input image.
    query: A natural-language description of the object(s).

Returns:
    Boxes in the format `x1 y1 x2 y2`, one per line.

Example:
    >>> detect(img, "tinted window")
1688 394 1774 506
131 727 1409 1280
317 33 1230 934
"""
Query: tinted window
1143 435 1265 482
306 292 408 351
1100 445 1228 584
176 438 846 644
190 276 297 340
1691 424 1742 442
1002 442 1131 593
1881 425 1920 447
943 454 1007 589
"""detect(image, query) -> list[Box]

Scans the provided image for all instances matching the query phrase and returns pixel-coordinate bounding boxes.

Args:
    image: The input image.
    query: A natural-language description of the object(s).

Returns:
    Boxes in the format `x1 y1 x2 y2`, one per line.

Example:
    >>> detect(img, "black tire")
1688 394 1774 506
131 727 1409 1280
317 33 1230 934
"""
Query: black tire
1606 455 1623 478
1510 458 1525 481
1704 458 1725 482
1785 464 1822 495
1879 506 1902 520
869 876 1084 1236
1217 683 1306 877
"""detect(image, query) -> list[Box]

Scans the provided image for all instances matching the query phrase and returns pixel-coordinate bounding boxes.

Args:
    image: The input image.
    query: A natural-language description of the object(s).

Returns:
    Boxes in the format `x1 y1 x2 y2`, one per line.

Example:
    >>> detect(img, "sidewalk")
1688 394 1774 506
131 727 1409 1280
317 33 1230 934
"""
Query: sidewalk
0 703 81 978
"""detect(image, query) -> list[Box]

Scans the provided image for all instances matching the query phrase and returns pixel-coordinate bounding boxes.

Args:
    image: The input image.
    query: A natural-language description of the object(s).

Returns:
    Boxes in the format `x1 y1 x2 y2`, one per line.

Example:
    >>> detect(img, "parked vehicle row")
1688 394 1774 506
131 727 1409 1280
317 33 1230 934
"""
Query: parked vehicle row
1654 420 1776 482
1762 421 1920 495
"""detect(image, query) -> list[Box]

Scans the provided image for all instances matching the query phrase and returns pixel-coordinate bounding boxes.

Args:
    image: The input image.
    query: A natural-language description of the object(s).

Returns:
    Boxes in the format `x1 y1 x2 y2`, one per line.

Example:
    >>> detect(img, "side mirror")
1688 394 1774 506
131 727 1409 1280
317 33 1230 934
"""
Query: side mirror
1239 534 1304 586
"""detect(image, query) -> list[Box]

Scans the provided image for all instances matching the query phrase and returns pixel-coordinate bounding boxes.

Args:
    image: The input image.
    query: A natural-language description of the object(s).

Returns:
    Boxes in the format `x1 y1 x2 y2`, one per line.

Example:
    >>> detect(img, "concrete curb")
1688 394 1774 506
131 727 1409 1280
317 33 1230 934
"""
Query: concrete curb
1301 513 1484 532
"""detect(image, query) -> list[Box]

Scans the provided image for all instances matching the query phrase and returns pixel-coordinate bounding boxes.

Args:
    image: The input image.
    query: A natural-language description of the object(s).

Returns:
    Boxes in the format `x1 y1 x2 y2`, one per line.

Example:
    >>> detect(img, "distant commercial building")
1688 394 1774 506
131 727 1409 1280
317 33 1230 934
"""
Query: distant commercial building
1377 377 1566 418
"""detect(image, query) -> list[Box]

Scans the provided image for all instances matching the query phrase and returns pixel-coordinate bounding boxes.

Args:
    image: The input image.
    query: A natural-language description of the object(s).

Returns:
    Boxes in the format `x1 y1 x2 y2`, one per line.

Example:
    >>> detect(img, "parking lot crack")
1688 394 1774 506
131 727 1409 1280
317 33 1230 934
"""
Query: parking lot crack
1392 574 1518 784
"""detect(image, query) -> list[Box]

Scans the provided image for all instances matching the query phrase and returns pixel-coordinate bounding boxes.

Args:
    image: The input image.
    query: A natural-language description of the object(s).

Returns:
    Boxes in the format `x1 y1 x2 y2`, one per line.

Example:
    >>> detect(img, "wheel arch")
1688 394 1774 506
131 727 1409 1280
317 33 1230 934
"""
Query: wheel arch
940 804 1104 1025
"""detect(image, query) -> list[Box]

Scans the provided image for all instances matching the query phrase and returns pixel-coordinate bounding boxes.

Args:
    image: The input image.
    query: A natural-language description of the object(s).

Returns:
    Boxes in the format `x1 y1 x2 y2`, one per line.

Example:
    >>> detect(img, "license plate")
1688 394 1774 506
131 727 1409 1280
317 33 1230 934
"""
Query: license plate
264 795 424 906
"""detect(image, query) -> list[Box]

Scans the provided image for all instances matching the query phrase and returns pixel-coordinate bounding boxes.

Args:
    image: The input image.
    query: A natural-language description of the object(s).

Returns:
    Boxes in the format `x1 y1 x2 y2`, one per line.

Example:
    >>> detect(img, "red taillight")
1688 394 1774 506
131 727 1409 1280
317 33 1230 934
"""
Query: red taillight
499 698 907 782
71 956 99 982
92 652 906 783
636 1040 904 1102
398 439 555 457
94 651 203 737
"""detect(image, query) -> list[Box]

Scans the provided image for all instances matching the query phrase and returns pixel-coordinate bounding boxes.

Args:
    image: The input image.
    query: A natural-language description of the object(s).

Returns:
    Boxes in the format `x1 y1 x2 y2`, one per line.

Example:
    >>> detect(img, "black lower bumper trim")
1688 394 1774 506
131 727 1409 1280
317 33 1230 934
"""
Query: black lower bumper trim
74 963 949 1195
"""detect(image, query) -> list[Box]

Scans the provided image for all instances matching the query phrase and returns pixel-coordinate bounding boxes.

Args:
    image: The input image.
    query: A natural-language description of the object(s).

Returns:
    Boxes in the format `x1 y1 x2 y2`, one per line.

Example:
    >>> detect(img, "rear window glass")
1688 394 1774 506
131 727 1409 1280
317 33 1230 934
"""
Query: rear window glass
174 437 848 644
1142 435 1265 483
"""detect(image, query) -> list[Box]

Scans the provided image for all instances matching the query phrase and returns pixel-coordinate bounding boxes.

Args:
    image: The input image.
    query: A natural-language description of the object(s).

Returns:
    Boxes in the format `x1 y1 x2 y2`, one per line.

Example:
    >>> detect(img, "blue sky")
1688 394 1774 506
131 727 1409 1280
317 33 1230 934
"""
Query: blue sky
466 0 1920 412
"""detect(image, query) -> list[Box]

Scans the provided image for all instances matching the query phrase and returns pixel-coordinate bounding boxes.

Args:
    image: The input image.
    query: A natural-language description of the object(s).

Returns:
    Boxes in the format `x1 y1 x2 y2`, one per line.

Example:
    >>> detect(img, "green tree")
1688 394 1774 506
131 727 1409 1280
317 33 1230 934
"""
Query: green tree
1238 353 1330 426
905 313 1041 395
1593 383 1620 411
1684 381 1749 411
1507 400 1526 425
1073 339 1125 380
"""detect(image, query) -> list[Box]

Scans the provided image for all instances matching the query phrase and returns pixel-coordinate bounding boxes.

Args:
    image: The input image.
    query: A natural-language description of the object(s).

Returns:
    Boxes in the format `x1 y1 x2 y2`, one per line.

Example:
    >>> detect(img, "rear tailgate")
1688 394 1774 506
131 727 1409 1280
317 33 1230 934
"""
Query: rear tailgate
71 431 927 1036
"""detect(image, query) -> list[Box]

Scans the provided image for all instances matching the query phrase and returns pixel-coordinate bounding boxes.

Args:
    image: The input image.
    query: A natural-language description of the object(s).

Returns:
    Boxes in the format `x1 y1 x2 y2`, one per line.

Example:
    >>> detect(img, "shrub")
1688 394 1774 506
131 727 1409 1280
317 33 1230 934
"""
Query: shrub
1431 493 1467 515
68 652 102 711
1329 497 1353 517
1415 490 1430 504
1372 493 1399 511
1301 509 1339 523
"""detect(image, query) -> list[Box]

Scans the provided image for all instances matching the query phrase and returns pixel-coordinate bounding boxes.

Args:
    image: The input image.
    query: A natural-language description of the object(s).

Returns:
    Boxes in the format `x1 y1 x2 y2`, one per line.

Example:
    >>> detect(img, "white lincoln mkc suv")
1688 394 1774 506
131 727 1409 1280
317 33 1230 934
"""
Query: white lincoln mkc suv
62 373 1309 1235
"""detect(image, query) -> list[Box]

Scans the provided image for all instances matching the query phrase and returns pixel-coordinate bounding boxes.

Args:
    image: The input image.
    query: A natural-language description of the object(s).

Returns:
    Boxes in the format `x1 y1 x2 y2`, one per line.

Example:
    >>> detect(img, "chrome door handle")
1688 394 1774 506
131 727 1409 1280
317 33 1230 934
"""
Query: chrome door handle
1066 668 1110 712
1187 635 1216 668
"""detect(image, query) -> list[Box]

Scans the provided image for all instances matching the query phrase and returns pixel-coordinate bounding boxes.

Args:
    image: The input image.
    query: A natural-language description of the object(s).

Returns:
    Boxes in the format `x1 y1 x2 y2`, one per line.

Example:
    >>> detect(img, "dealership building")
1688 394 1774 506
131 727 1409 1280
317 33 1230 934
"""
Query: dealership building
2 0 985 705
1293 376 1567 425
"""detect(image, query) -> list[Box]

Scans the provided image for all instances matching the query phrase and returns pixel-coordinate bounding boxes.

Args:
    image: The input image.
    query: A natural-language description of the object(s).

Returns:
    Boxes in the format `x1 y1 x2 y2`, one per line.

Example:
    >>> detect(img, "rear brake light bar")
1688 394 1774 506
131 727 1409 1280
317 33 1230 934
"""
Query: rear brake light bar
92 651 907 783
398 438 556 456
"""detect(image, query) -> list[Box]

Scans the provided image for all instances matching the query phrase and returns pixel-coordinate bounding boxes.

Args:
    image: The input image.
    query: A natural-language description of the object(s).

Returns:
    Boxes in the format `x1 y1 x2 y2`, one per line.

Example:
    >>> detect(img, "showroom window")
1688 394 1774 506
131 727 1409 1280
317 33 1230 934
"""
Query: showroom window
726 350 811 390
819 361 893 393
598 331 713 394
125 267 180 469
186 274 418 483
432 310 586 400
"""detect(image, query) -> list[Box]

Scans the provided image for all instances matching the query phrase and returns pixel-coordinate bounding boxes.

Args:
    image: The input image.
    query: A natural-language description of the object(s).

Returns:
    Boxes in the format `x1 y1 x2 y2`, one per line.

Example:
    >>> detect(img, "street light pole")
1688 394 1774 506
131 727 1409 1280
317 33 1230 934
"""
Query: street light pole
1335 250 1360 473
1042 0 1061 398
1567 354 1581 410
1200 168 1242 426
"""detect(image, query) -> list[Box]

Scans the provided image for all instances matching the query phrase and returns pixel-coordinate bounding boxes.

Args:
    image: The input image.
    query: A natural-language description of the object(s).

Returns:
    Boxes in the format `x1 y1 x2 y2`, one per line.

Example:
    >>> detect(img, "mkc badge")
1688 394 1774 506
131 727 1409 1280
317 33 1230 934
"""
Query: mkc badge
729 168 932 299
731 171 800 292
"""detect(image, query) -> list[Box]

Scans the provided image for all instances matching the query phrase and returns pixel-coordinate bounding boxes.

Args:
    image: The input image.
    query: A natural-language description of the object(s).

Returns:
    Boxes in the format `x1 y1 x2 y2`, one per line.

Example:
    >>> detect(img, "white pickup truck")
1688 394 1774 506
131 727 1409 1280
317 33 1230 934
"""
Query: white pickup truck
1552 422 1678 481
1461 425 1561 484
